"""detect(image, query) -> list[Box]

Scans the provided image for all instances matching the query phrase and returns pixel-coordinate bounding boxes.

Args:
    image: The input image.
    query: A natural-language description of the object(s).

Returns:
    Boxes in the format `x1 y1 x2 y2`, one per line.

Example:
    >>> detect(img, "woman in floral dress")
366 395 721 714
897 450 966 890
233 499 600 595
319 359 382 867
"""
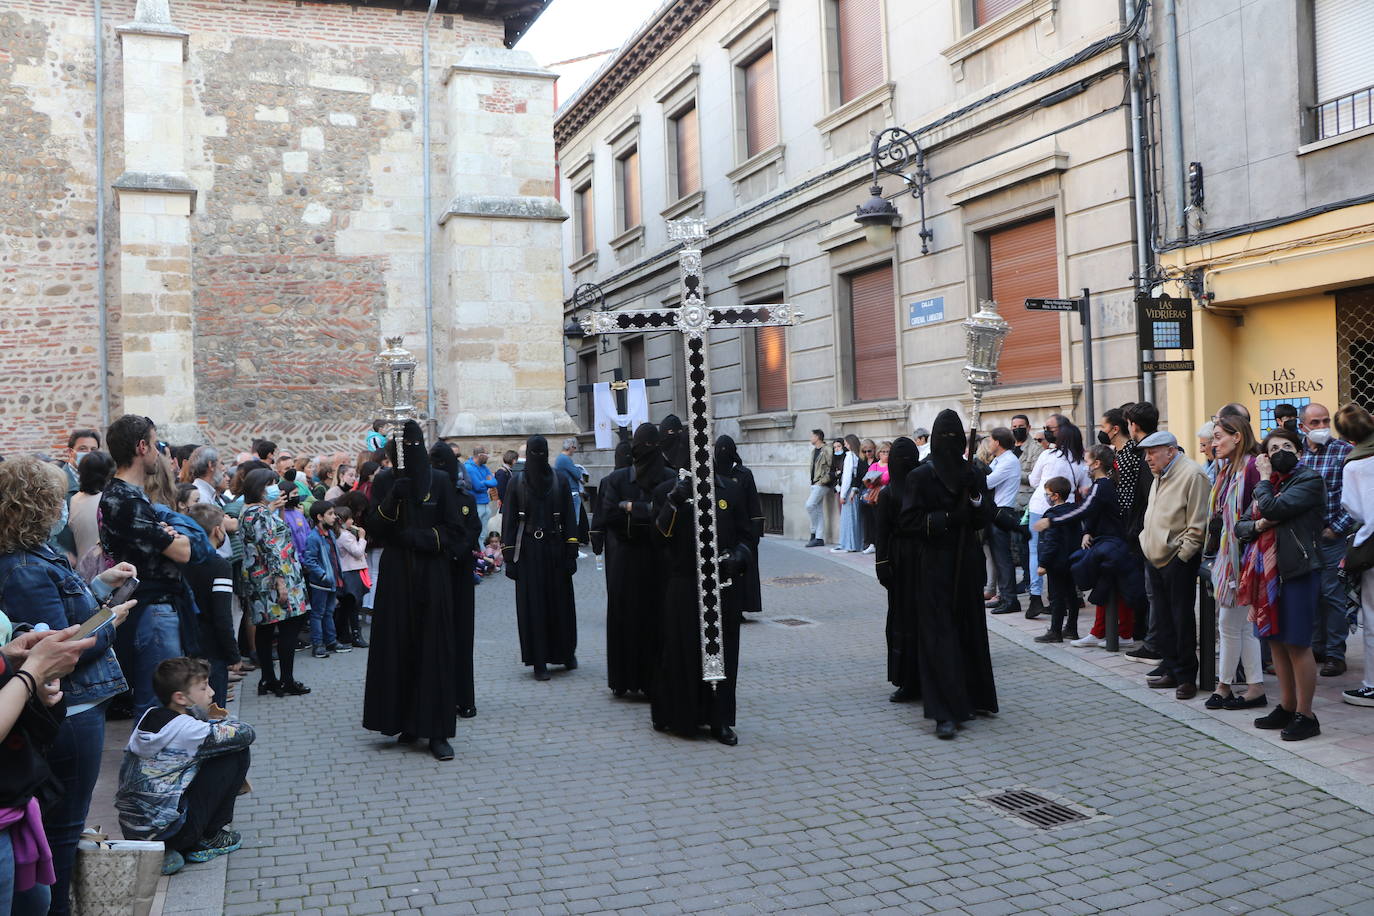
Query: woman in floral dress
239 467 310 697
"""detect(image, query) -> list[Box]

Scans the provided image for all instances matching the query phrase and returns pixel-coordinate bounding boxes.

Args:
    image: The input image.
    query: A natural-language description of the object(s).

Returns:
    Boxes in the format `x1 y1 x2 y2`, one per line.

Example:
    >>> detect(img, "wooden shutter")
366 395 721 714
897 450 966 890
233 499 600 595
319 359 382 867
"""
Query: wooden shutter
754 325 789 411
745 47 777 157
675 105 700 197
837 0 883 104
988 215 1061 386
624 337 646 379
577 185 594 255
974 0 1022 27
579 351 598 428
621 149 641 230
849 264 897 402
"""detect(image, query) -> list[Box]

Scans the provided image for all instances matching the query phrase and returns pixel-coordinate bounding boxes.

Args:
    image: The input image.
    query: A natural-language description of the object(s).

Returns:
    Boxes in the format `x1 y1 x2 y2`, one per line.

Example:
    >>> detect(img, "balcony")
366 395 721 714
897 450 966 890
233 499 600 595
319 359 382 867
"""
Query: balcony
1313 85 1374 141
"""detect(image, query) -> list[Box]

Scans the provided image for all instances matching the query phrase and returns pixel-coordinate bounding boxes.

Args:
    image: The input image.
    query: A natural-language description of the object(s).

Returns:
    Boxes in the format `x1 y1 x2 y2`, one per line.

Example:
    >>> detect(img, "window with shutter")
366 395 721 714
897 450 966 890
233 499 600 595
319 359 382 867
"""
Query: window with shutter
744 47 778 158
836 0 884 105
973 0 1022 28
848 263 897 402
579 351 598 429
623 337 646 380
576 184 594 256
754 325 789 411
1313 0 1374 139
619 149 641 231
672 104 701 199
987 215 1061 387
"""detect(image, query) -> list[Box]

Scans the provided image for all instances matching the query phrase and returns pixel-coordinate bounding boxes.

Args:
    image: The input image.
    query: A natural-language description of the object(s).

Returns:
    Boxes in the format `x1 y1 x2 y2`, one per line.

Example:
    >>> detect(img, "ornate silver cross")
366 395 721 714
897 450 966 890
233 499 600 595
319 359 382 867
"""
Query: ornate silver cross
580 217 800 683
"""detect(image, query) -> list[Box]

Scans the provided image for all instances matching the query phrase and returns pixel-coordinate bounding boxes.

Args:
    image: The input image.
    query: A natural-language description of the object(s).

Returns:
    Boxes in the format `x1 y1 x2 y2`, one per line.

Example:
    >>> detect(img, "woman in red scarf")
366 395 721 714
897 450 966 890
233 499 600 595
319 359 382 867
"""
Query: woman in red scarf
1236 427 1326 741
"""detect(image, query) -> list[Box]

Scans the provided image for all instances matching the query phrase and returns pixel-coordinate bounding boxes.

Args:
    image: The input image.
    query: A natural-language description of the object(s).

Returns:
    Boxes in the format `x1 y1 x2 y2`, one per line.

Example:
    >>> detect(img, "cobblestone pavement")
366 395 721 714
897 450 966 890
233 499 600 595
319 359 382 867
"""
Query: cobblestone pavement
217 541 1374 915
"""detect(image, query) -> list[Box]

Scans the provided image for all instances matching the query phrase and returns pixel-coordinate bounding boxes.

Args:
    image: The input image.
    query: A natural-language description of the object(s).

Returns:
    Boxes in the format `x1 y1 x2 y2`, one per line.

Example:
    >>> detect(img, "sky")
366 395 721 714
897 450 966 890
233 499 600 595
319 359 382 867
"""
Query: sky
515 0 666 107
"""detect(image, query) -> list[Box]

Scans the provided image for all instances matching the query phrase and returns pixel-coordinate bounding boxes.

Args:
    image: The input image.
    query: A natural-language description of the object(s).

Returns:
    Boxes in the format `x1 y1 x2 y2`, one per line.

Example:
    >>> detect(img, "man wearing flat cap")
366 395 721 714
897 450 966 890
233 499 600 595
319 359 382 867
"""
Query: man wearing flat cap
1137 430 1211 700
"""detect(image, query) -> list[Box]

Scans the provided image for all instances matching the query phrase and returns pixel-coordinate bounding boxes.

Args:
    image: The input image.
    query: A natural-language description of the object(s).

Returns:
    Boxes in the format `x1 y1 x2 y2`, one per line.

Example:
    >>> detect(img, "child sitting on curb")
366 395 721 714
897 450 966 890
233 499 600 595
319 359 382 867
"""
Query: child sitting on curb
116 657 254 876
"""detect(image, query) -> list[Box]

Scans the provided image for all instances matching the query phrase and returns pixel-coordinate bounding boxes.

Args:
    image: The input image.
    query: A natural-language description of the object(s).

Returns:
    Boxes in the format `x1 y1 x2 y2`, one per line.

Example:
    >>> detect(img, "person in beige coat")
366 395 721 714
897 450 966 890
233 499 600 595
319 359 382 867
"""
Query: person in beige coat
1138 430 1211 700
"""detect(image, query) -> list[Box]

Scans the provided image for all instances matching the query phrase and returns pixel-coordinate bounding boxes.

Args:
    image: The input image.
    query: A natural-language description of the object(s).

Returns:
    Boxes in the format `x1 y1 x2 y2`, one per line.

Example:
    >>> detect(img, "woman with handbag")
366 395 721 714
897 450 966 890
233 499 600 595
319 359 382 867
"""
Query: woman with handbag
1235 427 1326 741
1205 415 1267 711
1336 403 1374 708
0 621 97 916
0 457 140 916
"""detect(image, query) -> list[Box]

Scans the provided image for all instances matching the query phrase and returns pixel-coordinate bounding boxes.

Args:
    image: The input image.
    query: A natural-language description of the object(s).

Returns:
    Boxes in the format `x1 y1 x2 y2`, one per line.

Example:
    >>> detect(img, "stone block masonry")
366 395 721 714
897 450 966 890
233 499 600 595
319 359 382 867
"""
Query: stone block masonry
0 0 577 457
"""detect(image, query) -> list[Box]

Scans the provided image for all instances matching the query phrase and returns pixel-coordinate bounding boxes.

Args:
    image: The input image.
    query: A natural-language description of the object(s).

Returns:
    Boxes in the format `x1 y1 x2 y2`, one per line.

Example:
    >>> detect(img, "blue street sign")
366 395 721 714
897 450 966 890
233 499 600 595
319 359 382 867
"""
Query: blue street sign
907 296 945 327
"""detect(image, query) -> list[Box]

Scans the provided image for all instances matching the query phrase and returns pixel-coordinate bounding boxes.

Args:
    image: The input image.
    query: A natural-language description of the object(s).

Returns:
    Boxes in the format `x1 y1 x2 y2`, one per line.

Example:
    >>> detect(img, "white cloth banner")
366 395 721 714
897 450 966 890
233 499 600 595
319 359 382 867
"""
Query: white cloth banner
593 379 649 449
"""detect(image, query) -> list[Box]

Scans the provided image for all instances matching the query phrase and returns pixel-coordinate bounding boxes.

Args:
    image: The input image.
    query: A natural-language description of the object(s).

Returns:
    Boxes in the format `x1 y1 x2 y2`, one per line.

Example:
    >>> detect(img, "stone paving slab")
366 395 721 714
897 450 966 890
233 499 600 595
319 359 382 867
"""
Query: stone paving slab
183 540 1374 914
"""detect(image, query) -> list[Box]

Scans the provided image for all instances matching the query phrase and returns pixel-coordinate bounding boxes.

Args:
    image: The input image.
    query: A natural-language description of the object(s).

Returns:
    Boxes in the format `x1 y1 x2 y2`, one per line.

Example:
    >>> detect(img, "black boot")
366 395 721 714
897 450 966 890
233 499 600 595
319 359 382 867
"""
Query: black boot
1024 595 1044 620
1035 607 1065 643
1062 605 1080 641
350 610 368 648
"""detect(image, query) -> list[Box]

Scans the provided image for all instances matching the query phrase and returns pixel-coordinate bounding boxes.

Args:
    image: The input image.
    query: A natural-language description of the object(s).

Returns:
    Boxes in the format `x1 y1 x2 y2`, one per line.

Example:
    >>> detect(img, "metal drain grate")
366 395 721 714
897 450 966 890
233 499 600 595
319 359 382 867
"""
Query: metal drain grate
772 617 816 627
768 575 825 587
980 790 1091 829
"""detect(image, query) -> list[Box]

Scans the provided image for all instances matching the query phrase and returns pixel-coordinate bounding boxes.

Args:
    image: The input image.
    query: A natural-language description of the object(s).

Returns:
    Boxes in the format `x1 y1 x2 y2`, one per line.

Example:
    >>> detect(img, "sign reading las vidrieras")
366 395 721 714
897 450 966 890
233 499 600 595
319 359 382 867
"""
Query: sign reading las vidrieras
1136 294 1194 372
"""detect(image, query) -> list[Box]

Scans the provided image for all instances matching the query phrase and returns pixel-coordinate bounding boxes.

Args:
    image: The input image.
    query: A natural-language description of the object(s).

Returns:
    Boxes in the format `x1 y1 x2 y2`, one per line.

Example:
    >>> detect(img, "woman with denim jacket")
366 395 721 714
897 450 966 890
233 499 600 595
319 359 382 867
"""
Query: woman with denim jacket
1235 427 1327 742
0 457 138 916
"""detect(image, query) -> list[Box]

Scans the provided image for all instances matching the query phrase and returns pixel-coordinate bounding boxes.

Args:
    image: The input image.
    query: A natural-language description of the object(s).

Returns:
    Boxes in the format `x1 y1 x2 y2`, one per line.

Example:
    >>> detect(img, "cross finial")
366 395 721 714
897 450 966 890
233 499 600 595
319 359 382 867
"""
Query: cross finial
667 217 708 244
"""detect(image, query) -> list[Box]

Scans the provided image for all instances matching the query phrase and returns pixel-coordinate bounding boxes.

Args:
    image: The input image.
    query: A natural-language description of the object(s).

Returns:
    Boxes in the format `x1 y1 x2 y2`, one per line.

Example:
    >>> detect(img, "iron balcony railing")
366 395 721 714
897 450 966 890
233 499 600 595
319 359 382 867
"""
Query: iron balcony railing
1313 84 1374 141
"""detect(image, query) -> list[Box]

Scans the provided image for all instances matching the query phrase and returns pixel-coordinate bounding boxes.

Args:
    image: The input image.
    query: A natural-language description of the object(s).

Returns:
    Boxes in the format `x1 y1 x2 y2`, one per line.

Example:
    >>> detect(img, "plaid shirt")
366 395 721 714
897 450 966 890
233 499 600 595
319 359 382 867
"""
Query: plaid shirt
1300 438 1355 535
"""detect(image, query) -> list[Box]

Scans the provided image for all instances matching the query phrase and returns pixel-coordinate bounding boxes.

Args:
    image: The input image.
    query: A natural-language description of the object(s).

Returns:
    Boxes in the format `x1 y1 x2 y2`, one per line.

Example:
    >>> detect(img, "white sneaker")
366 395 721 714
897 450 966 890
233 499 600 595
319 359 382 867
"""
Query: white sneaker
1069 634 1102 648
830 546 845 553
862 545 876 554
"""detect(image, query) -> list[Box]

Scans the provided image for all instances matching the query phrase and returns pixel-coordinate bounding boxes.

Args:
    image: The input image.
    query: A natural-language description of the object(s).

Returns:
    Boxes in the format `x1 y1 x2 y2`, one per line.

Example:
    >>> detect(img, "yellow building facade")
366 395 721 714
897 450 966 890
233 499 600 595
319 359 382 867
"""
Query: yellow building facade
1161 201 1374 442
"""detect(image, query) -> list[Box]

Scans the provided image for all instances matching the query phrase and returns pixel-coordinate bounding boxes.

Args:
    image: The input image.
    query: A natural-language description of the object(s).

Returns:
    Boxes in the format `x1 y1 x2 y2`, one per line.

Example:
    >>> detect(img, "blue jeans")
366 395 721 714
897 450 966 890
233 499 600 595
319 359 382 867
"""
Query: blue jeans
43 706 106 916
1314 535 1350 661
0 828 52 916
477 501 493 533
116 602 183 719
308 590 338 648
1027 512 1045 597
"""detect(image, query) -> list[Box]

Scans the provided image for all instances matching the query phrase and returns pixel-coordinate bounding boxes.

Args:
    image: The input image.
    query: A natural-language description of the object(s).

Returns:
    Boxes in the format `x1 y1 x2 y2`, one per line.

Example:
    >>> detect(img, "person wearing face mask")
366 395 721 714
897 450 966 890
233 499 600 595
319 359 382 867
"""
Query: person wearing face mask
714 436 765 614
591 424 675 698
1009 414 1040 592
1297 402 1356 677
0 456 138 915
1234 428 1326 741
658 415 690 472
1026 415 1088 619
238 468 309 699
501 435 579 683
874 437 921 703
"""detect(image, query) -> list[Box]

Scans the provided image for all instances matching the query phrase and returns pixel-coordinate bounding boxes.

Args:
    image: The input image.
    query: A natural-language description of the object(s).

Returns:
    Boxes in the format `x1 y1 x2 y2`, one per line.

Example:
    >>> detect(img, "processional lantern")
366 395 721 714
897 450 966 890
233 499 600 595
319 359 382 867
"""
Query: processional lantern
374 336 418 468
961 299 1011 439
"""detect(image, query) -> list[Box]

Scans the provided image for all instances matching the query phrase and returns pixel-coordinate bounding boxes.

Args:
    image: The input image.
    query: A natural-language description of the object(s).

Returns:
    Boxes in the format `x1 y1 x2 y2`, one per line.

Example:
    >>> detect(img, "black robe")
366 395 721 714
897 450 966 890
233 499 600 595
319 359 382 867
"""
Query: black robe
721 464 765 614
650 473 750 733
451 485 482 710
501 471 578 667
874 478 920 693
362 467 465 739
591 464 675 694
900 463 999 722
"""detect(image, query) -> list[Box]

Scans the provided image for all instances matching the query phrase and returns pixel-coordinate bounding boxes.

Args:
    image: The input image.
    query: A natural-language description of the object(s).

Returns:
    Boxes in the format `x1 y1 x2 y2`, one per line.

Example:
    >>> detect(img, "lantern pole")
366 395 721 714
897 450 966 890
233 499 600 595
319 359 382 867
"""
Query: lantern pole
374 336 419 470
961 299 1011 452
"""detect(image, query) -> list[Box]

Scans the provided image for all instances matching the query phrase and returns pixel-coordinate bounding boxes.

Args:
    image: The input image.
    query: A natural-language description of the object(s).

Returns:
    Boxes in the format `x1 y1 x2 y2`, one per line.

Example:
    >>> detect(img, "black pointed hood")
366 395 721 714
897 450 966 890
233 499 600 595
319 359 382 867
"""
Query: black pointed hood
428 442 461 489
613 440 633 470
887 436 919 491
928 409 968 493
659 414 688 470
713 435 740 472
524 434 552 492
631 422 665 484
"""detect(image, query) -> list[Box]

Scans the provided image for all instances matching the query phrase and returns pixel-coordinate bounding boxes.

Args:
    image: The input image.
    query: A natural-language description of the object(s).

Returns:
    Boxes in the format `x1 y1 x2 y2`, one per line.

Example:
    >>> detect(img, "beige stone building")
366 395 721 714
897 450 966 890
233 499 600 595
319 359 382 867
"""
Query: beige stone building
556 0 1148 538
0 0 572 453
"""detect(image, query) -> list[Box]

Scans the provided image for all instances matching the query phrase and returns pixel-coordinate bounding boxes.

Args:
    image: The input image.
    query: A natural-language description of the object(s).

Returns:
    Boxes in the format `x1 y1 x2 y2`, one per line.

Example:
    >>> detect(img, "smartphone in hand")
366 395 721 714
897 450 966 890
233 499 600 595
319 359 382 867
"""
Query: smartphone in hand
103 576 140 609
73 606 116 640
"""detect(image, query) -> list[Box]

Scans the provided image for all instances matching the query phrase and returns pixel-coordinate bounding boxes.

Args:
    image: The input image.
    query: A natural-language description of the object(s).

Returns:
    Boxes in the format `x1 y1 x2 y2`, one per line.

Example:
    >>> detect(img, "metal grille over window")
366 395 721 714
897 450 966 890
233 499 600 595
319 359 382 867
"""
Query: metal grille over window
1336 285 1374 410
760 492 784 534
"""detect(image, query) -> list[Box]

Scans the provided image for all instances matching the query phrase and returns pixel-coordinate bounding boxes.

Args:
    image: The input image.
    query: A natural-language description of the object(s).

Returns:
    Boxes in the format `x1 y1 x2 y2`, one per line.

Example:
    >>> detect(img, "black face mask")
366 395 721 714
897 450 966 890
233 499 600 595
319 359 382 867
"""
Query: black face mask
1043 427 1057 445
1012 427 1029 443
1270 450 1299 474
1281 417 1298 432
1097 430 1112 446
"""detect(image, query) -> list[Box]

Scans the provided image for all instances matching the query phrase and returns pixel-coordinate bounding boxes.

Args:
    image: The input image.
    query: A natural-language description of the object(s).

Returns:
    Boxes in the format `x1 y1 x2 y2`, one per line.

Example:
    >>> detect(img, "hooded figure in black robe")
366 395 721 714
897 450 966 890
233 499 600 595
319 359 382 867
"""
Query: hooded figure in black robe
659 415 689 471
591 423 677 697
714 435 765 615
429 443 482 717
362 420 465 760
901 410 998 738
874 437 921 702
650 451 753 745
502 435 578 680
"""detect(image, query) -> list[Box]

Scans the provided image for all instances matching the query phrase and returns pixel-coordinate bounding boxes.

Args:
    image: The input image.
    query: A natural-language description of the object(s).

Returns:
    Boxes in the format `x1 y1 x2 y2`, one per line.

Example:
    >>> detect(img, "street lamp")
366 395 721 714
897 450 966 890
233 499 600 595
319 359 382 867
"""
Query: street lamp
961 299 1011 443
854 126 934 254
374 335 418 469
564 281 613 353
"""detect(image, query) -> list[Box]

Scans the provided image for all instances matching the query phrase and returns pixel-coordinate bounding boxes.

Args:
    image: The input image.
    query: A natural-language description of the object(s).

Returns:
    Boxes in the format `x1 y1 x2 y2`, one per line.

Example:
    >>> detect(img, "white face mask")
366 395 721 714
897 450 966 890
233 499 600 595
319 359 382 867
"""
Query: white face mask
1307 428 1332 447
834 447 844 455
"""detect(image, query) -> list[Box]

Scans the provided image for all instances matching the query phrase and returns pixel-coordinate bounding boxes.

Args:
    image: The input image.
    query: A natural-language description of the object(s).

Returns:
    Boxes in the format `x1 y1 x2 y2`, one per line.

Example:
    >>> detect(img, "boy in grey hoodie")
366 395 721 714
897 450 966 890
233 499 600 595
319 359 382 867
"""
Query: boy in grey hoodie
115 657 254 874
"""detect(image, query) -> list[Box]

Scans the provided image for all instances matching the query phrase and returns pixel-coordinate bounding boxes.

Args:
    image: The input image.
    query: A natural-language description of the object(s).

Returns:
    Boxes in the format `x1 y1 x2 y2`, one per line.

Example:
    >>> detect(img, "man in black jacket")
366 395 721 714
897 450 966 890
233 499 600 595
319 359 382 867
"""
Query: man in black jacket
1122 402 1162 665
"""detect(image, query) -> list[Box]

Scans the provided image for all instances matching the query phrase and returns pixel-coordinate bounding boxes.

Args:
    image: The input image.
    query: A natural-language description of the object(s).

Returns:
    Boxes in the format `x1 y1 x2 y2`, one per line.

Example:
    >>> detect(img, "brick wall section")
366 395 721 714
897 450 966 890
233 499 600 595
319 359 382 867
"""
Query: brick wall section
0 0 504 456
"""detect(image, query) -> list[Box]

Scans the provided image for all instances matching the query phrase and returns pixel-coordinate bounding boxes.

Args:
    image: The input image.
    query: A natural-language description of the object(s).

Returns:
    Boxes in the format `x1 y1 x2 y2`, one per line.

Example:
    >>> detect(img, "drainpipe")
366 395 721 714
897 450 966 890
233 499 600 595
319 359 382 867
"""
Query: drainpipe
1160 0 1186 242
95 0 111 427
421 0 438 428
1124 0 1154 404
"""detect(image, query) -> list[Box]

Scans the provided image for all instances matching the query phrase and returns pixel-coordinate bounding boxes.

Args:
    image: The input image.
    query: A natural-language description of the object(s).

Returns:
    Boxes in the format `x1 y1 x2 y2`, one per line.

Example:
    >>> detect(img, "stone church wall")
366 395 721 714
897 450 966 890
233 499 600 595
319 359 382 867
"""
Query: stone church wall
0 0 504 454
